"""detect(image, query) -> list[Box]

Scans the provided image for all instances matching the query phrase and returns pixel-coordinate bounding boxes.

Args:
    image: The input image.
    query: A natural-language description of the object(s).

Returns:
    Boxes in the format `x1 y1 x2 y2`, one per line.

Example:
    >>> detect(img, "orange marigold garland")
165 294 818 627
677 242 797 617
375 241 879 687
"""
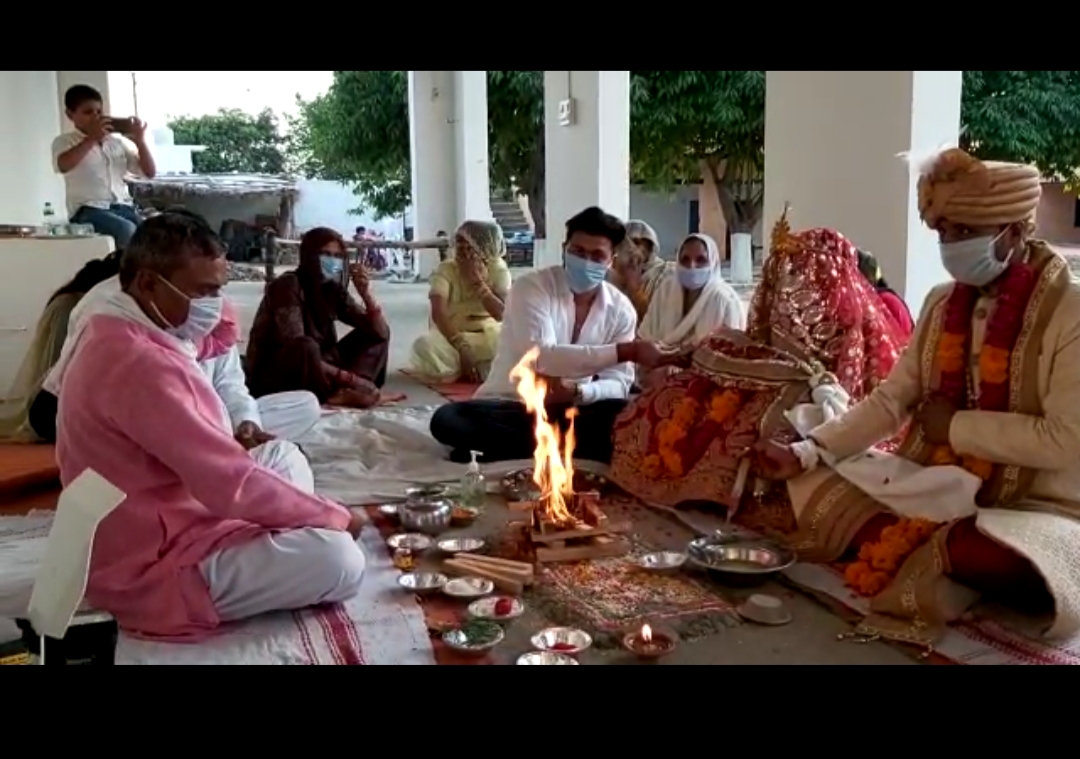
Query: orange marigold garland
843 517 938 597
929 262 1037 481
653 389 743 477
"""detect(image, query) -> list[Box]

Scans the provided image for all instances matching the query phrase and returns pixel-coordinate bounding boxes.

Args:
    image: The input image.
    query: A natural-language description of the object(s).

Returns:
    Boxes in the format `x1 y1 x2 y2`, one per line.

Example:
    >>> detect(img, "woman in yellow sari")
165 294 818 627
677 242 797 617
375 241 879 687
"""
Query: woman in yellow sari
409 220 512 382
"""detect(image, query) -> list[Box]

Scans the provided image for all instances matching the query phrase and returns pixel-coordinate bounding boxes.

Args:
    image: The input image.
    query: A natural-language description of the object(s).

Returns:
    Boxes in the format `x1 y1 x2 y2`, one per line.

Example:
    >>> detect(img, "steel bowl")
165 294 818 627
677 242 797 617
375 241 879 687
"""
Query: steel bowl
435 537 485 554
386 533 433 552
531 626 592 656
468 596 525 623
442 576 495 599
737 593 793 626
397 572 447 594
377 503 399 519
516 651 579 665
399 499 453 535
630 551 687 573
686 536 795 584
442 620 505 655
405 484 450 503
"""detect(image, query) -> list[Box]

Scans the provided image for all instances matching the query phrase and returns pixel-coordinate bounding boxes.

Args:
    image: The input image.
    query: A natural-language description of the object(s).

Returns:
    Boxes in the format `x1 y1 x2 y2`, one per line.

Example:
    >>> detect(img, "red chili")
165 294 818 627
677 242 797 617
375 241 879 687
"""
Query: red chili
494 598 514 616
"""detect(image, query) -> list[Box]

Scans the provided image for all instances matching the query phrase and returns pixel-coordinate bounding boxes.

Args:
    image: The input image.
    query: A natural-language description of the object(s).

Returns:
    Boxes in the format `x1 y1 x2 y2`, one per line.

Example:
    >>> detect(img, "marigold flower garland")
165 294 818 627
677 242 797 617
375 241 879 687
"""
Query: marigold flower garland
928 262 1037 481
644 389 743 478
844 517 938 597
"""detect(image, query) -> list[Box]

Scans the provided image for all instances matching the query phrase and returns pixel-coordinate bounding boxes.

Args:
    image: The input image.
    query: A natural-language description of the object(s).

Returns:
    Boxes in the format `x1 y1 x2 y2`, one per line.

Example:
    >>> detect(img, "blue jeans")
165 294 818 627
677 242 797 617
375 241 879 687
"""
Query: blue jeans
71 203 142 247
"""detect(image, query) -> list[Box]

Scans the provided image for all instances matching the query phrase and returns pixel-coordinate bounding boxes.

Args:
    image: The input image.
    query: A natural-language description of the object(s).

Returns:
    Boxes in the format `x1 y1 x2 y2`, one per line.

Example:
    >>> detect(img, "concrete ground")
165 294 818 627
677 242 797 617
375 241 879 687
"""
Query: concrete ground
226 276 913 665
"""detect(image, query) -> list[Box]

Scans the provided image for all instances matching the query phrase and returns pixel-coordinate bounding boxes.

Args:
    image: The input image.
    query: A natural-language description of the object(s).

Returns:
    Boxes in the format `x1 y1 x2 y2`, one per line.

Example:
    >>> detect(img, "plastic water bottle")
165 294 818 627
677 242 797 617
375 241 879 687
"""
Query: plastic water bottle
42 202 56 234
459 450 486 511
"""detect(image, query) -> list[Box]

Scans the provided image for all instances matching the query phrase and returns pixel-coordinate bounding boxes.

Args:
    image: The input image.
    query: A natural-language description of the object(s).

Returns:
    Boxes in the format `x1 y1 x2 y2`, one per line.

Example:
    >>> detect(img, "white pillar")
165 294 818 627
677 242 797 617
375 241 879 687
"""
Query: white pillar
763 71 962 315
541 71 631 268
408 71 491 279
0 71 65 224
56 71 112 131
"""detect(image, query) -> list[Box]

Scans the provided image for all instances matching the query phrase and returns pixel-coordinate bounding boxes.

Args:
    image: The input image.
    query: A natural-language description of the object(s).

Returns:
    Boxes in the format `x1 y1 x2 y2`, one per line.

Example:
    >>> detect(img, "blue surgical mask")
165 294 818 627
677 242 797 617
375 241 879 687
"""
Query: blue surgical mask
153 275 224 342
939 230 1010 287
563 252 609 294
320 255 344 281
677 264 712 291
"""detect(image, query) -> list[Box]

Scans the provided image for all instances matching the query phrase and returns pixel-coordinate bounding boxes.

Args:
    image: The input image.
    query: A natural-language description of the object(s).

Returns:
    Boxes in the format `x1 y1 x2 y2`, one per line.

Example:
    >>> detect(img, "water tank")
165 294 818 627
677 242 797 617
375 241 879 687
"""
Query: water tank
151 126 175 146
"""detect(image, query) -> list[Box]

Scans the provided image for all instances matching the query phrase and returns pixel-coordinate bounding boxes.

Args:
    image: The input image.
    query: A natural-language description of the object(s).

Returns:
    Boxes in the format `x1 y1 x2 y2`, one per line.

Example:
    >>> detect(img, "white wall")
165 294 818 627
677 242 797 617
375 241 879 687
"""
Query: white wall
629 185 697 259
293 178 410 238
0 71 65 224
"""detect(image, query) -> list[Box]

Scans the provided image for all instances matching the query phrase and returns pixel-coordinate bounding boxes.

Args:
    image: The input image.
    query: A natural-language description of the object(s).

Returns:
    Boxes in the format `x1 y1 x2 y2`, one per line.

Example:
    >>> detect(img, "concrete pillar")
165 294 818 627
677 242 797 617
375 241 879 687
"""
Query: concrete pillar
408 70 492 279
56 71 112 131
0 71 65 224
541 71 631 268
763 71 962 315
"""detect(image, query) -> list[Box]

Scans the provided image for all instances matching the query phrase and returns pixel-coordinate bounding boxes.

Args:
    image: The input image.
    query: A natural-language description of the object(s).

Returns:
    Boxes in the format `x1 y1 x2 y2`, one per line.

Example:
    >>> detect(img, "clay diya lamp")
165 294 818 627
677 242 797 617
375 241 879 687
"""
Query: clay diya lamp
622 623 678 661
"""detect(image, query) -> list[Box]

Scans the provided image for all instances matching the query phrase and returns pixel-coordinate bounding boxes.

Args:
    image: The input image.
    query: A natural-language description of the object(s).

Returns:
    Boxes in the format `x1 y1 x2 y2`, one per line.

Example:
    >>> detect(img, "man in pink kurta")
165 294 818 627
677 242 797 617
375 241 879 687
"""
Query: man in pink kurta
56 213 365 641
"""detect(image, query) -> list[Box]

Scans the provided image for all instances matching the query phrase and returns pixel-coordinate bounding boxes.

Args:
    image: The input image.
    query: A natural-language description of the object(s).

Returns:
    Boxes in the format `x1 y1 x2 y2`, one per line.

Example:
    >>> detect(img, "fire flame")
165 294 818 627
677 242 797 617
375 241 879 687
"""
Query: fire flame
509 347 576 526
641 624 653 643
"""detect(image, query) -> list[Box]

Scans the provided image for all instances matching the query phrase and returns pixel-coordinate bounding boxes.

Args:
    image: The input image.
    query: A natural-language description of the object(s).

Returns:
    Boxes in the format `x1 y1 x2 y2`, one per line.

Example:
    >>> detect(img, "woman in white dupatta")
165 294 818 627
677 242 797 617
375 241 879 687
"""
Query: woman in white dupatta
638 233 745 387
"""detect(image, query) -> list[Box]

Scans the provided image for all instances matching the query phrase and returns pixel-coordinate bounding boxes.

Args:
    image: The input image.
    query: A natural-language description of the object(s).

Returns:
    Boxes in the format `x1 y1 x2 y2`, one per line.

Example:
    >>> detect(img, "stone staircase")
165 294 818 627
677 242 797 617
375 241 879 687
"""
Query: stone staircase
491 194 531 236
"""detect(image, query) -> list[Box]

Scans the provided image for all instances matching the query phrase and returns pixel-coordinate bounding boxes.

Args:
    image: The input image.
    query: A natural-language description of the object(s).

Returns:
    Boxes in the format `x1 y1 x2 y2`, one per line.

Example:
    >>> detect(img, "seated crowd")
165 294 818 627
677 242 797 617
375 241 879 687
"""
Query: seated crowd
3 130 1079 652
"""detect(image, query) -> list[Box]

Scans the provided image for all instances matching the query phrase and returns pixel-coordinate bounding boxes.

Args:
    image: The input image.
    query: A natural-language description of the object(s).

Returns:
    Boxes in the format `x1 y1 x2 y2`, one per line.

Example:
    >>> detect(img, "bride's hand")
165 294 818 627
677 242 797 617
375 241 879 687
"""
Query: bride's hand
753 439 804 481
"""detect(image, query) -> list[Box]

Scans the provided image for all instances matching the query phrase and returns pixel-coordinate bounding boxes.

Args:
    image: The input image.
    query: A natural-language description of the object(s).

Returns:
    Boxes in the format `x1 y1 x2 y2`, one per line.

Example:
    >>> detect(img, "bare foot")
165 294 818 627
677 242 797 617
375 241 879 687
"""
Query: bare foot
377 392 408 406
326 388 379 409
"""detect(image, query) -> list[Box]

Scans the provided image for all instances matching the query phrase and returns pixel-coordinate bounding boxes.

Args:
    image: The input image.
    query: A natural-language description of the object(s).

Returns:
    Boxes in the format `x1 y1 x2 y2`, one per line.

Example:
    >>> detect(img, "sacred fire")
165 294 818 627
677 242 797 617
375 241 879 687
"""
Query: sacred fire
508 348 630 563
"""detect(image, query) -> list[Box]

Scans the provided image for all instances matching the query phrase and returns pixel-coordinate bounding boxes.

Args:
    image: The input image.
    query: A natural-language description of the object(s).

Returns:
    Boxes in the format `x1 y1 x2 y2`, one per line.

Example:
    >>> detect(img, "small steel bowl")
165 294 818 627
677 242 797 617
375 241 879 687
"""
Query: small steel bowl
531 626 592 656
405 484 450 503
377 503 399 519
435 537 485 553
386 533 433 552
516 651 579 665
468 596 525 623
737 593 793 626
442 577 495 599
442 621 505 655
687 536 795 585
399 499 453 535
450 505 481 527
630 551 687 573
397 572 447 594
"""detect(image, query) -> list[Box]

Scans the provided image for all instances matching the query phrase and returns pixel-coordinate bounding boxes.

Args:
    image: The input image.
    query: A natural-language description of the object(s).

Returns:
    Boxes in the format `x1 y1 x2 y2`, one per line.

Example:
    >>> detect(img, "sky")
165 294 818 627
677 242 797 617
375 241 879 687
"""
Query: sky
109 71 334 127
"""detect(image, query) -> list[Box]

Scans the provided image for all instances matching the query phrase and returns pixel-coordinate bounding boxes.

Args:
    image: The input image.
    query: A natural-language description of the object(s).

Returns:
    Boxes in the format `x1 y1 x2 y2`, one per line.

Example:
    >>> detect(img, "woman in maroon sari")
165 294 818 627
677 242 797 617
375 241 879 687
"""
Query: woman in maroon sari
246 227 391 409
609 216 909 534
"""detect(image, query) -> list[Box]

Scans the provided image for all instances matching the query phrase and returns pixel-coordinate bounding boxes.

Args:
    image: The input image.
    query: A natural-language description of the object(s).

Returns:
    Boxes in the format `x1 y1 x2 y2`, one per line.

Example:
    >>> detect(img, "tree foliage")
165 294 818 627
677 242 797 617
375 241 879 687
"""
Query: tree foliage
630 71 765 233
960 71 1080 189
168 108 289 174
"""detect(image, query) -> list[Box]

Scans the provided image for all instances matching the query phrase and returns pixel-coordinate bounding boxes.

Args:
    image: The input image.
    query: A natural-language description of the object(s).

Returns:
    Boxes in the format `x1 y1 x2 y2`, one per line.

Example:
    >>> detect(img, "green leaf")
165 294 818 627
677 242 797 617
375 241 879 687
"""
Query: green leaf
168 108 289 175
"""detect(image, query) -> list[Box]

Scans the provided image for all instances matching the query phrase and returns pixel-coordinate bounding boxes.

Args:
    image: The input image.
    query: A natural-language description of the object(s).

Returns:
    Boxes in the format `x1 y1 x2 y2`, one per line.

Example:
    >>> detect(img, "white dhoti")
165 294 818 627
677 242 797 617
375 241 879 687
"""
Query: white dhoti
250 440 315 494
200 527 366 622
257 391 322 441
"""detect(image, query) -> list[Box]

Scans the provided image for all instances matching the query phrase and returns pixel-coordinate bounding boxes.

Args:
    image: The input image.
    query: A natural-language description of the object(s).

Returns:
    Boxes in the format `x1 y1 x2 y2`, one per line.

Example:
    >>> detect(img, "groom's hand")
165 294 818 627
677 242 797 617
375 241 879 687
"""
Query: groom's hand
914 394 956 446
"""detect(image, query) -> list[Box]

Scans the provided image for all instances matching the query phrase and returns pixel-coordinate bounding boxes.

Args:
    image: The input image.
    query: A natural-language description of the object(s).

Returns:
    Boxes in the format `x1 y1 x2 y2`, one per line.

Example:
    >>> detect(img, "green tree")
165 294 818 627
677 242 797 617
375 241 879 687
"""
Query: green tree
960 71 1080 190
630 71 766 236
168 107 289 174
293 71 547 232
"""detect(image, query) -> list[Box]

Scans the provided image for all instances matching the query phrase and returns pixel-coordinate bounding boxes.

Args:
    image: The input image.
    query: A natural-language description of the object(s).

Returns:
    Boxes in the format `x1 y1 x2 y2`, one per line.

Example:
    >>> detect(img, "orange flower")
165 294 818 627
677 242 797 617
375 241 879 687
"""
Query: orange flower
936 332 967 373
672 399 699 428
843 517 941 597
979 345 1011 385
661 449 684 476
929 446 958 466
707 389 741 424
961 455 994 481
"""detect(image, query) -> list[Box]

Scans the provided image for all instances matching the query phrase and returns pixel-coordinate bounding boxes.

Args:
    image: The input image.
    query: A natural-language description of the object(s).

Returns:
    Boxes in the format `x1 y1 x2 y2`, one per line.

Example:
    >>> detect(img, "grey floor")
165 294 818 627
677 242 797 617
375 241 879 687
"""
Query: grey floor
1 275 913 664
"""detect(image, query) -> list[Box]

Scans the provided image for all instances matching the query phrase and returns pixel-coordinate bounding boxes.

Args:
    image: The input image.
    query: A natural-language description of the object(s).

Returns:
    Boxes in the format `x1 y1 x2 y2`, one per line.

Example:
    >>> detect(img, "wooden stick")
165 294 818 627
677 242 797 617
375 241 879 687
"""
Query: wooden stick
443 559 523 595
452 557 533 586
452 553 534 575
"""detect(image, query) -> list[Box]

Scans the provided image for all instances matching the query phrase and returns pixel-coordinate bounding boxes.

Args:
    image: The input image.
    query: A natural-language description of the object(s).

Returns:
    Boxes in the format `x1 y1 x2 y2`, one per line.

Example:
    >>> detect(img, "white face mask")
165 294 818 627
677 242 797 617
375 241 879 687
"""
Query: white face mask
939 229 1011 287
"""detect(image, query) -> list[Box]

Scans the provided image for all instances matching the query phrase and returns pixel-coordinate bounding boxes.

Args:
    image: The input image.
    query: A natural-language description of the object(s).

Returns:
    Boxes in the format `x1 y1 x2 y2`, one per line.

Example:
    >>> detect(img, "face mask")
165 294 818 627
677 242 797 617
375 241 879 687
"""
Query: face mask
153 275 224 342
563 252 609 294
320 255 344 281
939 230 1010 287
677 264 712 291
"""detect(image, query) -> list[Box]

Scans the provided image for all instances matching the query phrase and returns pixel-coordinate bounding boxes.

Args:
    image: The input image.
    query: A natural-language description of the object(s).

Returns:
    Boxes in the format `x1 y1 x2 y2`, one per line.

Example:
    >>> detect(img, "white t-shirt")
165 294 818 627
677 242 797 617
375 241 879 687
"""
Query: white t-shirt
51 131 143 217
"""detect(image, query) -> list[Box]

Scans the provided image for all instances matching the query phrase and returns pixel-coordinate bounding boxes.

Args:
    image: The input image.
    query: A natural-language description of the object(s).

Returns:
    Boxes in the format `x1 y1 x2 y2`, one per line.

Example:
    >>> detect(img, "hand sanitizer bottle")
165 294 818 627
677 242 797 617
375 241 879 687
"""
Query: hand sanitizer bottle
459 450 486 510
42 202 56 234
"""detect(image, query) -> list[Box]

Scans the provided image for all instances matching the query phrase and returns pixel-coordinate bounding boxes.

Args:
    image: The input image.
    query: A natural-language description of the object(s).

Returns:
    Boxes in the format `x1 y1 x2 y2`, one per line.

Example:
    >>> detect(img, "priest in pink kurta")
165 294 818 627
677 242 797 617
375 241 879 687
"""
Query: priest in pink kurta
55 213 365 641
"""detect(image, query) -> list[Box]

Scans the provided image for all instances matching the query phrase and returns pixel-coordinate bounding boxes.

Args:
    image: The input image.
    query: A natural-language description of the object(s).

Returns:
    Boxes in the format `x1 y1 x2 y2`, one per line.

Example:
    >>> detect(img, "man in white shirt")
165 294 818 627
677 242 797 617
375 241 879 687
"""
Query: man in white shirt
430 206 676 464
52 84 156 247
